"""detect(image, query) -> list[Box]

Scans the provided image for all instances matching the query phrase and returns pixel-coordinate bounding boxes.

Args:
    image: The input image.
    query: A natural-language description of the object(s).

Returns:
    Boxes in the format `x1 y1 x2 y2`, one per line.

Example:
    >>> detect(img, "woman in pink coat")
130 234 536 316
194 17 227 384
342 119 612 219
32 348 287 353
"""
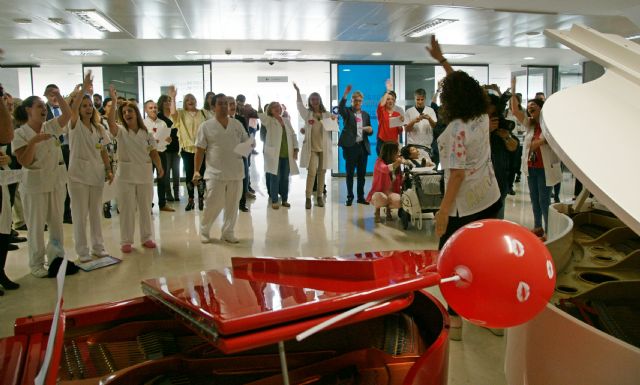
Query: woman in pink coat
367 142 403 223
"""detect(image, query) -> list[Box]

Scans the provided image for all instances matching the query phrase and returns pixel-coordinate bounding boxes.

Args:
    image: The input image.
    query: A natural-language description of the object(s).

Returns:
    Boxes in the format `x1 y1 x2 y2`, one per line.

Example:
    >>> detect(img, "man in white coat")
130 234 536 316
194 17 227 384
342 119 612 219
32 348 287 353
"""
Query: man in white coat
194 93 248 244
404 88 437 153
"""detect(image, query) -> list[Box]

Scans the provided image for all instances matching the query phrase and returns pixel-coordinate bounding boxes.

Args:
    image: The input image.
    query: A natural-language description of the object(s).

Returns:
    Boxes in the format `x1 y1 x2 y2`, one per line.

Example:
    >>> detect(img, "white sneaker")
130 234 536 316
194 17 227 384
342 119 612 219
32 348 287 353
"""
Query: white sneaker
92 250 109 258
200 233 212 244
449 315 463 341
222 235 239 244
78 255 93 263
31 266 49 278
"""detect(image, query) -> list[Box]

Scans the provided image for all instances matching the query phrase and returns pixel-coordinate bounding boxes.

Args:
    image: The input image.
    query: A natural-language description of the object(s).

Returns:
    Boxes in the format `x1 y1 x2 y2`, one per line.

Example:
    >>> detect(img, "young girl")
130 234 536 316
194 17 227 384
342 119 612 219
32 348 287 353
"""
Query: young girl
68 72 114 262
12 89 71 277
293 82 334 209
367 142 403 223
400 145 434 169
107 85 163 253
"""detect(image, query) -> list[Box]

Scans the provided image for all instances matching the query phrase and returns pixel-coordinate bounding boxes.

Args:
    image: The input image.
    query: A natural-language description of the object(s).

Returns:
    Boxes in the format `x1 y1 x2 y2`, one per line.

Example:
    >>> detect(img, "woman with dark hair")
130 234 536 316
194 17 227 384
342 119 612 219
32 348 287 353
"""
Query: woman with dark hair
68 72 113 263
168 86 207 210
157 94 180 201
293 82 333 209
510 78 562 238
202 91 216 120
107 85 164 253
427 35 502 340
367 142 403 223
12 88 71 278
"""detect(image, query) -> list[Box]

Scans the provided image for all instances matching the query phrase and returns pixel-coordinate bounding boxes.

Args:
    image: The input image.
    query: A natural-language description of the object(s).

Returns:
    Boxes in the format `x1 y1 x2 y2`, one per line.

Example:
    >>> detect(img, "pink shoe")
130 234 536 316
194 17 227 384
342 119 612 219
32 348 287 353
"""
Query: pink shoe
143 240 157 249
121 244 132 253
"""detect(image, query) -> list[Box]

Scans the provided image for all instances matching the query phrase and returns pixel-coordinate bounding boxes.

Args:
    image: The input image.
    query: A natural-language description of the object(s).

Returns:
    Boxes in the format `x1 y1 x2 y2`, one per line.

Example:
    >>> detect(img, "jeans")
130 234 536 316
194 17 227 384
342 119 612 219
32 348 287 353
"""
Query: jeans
528 167 552 230
155 151 168 207
164 151 181 197
181 151 205 200
268 157 290 203
343 142 368 200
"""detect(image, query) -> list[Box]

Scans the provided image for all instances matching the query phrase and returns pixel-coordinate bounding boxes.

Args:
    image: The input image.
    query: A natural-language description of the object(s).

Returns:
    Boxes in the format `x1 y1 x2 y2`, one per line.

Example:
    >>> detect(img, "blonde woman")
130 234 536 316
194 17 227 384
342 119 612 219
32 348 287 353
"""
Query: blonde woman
68 72 113 262
293 83 333 209
107 85 163 253
168 86 207 211
258 96 299 209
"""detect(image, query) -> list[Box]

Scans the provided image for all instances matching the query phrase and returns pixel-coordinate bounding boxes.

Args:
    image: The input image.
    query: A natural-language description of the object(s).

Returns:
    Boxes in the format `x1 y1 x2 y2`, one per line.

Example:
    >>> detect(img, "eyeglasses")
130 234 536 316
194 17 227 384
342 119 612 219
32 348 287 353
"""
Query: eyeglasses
352 99 363 103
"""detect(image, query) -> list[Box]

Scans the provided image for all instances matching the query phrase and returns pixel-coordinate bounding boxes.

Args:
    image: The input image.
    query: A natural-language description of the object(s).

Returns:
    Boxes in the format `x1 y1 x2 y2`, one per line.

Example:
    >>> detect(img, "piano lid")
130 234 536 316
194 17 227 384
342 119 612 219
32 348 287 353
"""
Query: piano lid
542 24 640 234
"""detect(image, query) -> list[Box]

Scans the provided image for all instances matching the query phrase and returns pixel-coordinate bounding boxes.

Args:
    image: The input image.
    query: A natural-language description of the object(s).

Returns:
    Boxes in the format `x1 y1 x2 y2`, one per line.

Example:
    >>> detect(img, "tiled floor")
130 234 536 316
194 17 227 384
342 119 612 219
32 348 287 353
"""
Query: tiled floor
0 157 576 385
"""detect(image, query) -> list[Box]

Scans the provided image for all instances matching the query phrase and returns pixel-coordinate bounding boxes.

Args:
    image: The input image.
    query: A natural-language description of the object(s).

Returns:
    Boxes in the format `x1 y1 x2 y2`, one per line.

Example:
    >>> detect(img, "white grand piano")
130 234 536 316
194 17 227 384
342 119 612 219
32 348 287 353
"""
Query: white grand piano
505 24 640 385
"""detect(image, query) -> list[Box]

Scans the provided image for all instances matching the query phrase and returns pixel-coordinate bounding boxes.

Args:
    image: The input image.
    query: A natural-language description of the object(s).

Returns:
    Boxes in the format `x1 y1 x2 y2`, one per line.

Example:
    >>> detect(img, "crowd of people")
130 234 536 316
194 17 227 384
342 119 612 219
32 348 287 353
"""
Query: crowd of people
0 37 563 326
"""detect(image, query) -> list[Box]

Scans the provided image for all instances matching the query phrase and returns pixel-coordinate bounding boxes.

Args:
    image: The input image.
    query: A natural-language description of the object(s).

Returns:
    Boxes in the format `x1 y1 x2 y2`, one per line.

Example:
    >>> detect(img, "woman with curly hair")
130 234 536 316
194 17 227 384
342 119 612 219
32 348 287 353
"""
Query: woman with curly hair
427 35 501 341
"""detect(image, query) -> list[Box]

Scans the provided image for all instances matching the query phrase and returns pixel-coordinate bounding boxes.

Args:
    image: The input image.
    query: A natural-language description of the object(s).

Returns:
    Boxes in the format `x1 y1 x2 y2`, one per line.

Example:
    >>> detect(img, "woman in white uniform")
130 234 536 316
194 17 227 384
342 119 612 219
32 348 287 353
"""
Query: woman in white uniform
68 73 114 262
12 89 71 278
293 83 333 210
107 85 164 253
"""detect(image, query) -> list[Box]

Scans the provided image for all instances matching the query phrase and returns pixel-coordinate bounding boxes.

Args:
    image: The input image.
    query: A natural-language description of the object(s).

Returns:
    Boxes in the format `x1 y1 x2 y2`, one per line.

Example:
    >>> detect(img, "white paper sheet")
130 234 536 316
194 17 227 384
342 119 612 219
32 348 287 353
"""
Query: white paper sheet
0 169 23 185
154 126 172 152
234 137 256 157
321 117 339 132
389 116 404 128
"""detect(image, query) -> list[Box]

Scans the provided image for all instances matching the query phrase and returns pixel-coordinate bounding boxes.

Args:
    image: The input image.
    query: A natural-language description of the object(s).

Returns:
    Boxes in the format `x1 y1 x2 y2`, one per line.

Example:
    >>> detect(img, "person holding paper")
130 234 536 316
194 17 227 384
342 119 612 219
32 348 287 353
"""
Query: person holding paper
226 96 252 213
338 85 373 206
144 100 174 212
107 86 164 254
376 80 404 155
293 82 334 209
258 96 299 210
404 88 437 152
193 94 248 244
67 72 114 264
12 89 71 277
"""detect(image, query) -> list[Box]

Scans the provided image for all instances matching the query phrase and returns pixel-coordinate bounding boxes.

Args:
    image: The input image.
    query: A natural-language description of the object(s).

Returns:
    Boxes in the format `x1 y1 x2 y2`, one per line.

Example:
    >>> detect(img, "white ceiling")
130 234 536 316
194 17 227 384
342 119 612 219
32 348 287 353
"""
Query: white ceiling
0 0 638 67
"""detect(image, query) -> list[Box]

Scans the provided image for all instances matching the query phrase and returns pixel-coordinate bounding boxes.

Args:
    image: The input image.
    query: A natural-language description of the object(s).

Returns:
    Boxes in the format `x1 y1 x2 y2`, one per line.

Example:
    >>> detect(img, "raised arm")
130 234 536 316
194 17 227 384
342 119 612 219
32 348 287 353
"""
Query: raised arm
107 85 119 137
0 85 12 144
168 85 177 119
426 35 453 75
70 71 92 128
509 77 526 124
338 85 352 118
293 82 303 104
51 88 72 130
293 82 307 119
379 79 393 107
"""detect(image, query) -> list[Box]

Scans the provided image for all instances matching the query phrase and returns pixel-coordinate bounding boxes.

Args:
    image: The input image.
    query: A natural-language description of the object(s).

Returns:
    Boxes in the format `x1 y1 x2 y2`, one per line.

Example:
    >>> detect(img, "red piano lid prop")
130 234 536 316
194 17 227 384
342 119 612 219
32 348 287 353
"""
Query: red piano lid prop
142 250 440 339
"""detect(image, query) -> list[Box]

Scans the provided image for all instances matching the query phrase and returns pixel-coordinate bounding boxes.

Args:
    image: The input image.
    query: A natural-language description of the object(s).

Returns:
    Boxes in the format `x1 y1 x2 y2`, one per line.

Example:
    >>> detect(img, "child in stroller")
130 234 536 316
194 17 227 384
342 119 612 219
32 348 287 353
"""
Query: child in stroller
400 144 435 169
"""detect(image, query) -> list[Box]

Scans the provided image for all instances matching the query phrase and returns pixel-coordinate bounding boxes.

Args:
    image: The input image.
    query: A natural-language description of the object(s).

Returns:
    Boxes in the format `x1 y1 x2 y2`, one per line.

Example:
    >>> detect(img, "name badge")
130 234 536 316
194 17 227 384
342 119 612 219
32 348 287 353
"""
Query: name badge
95 143 103 150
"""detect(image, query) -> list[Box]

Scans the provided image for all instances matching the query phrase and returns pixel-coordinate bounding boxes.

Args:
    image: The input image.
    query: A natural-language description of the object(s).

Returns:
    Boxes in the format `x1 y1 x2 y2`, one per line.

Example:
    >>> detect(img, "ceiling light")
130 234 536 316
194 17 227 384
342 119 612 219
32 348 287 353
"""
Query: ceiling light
66 9 121 33
48 17 69 25
573 62 580 66
13 18 32 24
526 31 541 36
342 69 351 72
443 53 474 60
424 77 434 81
62 49 107 57
264 49 301 58
185 50 199 54
402 18 458 38
523 56 535 60
371 52 382 56
627 34 640 40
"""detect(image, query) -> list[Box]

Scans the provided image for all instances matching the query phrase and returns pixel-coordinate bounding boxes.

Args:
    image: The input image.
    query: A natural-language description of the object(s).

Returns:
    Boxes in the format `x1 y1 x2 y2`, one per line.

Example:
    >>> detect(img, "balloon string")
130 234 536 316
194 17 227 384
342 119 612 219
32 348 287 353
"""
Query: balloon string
440 275 461 284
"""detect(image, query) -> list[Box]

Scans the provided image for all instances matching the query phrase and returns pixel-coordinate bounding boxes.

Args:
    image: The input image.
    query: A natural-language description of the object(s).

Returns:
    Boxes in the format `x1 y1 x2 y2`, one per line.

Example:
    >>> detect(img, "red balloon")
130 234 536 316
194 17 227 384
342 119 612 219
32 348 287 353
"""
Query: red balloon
437 219 556 328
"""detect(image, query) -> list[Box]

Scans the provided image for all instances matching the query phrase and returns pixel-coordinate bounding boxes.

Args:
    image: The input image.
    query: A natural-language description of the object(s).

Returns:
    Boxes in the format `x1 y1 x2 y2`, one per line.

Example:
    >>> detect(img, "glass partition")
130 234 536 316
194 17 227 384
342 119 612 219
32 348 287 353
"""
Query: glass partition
0 67 34 99
32 65 83 97
142 64 210 109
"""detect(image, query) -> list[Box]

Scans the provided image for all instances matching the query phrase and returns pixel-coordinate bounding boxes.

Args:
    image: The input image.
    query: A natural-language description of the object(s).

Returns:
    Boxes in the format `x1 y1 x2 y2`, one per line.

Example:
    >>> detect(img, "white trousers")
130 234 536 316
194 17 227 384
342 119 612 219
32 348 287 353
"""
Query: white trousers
117 182 153 245
69 181 106 257
21 185 66 270
305 151 326 199
200 179 242 239
371 192 402 209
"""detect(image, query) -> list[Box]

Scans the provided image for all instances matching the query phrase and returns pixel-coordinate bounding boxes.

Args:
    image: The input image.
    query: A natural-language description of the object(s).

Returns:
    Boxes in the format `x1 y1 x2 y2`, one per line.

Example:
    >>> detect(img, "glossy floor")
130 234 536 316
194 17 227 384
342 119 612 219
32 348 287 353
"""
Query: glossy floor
0 159 576 385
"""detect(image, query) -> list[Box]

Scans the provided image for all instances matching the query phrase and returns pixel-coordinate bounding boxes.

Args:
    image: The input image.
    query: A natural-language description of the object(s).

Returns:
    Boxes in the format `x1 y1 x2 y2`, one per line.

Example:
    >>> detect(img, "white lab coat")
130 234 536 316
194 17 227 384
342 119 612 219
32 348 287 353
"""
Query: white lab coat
296 101 333 170
259 113 299 176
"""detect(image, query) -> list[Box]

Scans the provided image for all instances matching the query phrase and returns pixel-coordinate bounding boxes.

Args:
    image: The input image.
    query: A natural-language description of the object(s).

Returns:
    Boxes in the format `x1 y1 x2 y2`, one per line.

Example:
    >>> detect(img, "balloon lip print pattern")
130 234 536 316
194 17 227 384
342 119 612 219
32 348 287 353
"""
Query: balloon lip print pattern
437 219 557 329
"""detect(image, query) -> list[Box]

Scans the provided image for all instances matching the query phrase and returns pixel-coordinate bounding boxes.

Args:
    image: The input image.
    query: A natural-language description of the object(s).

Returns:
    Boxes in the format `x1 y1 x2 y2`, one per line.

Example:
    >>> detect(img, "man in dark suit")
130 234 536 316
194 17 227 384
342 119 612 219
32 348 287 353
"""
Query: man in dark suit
44 84 72 224
338 85 373 206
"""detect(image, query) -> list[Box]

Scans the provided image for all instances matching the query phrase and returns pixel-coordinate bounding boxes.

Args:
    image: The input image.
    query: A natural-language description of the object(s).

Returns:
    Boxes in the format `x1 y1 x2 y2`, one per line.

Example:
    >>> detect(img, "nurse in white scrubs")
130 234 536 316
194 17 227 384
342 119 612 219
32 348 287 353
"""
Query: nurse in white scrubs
1 86 19 291
68 72 114 262
106 85 164 253
12 89 70 278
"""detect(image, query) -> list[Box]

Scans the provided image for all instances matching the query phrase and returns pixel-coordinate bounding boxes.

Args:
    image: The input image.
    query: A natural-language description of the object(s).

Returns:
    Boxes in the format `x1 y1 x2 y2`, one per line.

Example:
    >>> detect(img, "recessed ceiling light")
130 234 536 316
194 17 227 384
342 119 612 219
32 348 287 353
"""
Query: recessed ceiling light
48 17 69 25
443 53 474 59
573 62 580 66
424 77 434 81
371 52 382 56
62 49 107 56
185 50 199 54
13 18 32 24
264 49 301 58
523 56 535 60
525 31 541 36
342 69 351 72
402 18 458 38
66 9 121 33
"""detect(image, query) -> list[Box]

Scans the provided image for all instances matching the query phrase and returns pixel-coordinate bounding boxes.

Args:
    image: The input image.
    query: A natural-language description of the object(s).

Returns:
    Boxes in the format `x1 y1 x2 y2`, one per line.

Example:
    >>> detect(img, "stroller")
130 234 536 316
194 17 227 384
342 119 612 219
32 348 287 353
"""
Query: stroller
398 145 444 230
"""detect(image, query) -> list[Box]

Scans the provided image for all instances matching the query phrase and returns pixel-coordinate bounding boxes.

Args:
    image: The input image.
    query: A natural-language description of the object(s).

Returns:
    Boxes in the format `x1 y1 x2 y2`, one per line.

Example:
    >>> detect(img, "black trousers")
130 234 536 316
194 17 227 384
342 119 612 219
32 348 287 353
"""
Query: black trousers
155 151 169 207
62 144 71 219
343 142 368 200
181 151 205 200
239 157 249 207
438 198 502 316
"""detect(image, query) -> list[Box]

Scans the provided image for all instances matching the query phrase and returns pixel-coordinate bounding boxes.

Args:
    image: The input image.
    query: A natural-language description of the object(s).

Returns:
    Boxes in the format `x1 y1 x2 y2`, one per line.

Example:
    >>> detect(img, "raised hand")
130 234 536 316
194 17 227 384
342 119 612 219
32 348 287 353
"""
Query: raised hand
82 70 93 93
385 79 393 92
426 35 444 62
293 82 300 93
342 84 352 99
168 85 177 98
109 84 118 100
